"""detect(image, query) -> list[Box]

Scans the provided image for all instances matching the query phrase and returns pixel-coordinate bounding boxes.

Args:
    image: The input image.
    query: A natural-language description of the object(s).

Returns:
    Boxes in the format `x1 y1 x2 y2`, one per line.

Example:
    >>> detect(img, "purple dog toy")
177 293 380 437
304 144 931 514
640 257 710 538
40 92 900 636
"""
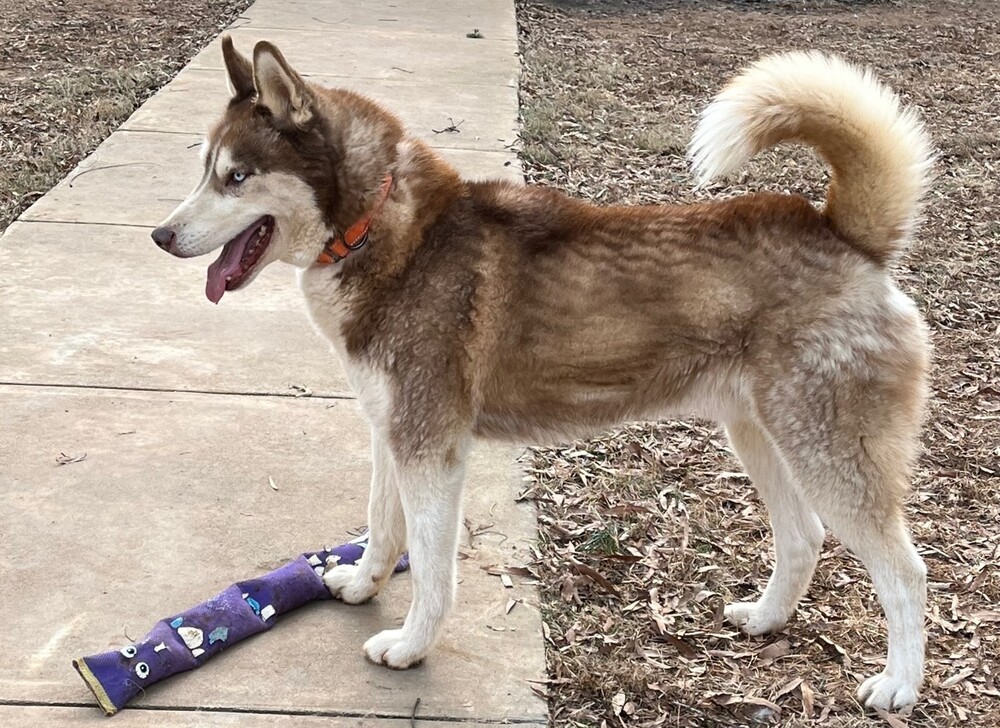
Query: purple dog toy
73 533 408 716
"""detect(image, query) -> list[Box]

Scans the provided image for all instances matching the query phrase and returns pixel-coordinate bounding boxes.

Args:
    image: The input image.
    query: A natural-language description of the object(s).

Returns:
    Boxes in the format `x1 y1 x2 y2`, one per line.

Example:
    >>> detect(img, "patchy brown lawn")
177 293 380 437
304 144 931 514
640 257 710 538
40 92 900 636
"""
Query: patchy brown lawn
0 0 253 233
515 1 1000 726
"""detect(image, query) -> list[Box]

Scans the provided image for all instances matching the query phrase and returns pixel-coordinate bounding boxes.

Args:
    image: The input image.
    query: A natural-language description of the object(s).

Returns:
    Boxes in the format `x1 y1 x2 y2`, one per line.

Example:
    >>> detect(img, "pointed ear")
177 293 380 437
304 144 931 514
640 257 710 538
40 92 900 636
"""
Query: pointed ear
252 41 314 130
221 35 254 101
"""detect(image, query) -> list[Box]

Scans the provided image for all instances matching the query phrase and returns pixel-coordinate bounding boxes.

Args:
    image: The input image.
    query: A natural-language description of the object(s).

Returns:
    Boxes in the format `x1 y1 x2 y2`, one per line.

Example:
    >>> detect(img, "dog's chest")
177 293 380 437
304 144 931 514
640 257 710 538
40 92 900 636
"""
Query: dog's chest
298 267 392 427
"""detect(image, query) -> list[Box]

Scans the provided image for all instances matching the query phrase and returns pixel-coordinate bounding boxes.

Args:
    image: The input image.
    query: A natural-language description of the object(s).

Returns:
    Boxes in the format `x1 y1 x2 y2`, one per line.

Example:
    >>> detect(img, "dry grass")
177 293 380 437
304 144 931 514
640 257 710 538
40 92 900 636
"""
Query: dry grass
515 1 1000 726
0 0 254 233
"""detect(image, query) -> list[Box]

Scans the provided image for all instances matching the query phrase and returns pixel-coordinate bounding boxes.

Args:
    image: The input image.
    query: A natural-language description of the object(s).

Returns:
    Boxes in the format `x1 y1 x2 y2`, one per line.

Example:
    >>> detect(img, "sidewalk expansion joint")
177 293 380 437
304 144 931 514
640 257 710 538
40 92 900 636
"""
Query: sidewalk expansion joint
0 380 355 402
0 698 548 725
8 219 154 230
185 65 517 89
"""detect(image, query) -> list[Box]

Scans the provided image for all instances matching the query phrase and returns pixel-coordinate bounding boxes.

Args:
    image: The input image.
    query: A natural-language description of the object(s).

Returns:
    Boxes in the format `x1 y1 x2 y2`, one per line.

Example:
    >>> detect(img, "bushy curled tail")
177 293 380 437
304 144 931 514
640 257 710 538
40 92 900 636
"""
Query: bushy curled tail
688 51 934 265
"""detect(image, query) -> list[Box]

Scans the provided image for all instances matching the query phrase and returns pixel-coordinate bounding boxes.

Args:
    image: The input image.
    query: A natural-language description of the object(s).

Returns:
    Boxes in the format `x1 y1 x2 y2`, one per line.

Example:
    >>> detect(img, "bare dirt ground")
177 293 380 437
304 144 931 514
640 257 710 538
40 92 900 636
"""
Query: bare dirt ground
0 0 253 232
516 1 1000 726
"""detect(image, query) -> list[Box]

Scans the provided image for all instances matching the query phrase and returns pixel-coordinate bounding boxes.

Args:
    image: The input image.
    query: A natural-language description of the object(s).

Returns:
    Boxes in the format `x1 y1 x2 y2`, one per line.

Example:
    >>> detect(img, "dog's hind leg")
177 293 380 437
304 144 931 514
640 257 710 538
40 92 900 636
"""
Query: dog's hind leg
724 419 825 636
362 439 468 669
325 428 407 603
755 371 927 713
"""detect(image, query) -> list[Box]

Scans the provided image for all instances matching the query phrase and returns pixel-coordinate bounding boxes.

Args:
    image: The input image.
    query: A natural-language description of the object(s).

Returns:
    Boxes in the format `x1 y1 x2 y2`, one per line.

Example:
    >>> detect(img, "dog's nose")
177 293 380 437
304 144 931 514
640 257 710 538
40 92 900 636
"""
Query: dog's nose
151 226 176 251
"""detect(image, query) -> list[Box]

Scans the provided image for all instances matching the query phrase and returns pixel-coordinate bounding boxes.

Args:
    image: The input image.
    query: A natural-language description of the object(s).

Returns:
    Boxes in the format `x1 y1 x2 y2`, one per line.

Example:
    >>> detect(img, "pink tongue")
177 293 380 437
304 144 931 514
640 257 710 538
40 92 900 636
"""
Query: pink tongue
205 237 249 304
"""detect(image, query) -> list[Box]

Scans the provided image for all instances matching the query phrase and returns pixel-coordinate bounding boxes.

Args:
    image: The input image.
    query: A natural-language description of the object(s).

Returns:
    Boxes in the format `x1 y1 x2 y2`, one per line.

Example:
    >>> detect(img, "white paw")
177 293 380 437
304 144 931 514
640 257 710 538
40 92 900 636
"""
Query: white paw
857 670 920 714
323 564 378 605
724 601 788 636
363 628 426 669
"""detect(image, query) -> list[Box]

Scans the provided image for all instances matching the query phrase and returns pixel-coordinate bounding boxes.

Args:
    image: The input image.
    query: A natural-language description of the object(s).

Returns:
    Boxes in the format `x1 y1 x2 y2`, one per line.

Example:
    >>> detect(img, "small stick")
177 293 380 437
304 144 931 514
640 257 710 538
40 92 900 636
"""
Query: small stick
432 118 465 134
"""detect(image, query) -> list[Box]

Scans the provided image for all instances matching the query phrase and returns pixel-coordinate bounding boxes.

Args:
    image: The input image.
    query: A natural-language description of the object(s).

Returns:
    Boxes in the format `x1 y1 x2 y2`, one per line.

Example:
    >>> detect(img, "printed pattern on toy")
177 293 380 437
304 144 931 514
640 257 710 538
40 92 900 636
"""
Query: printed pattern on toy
73 535 409 716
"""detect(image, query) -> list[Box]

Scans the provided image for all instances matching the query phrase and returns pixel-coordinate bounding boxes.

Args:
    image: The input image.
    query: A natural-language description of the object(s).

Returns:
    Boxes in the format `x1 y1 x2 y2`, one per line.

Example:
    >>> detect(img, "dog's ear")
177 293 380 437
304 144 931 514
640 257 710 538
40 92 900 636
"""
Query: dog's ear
252 41 314 130
221 35 254 101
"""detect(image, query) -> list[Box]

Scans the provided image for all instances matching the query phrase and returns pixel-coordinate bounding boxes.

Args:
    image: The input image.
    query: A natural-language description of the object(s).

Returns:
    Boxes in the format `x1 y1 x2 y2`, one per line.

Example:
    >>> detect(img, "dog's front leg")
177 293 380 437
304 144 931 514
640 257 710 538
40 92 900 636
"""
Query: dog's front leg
363 442 467 669
325 427 406 603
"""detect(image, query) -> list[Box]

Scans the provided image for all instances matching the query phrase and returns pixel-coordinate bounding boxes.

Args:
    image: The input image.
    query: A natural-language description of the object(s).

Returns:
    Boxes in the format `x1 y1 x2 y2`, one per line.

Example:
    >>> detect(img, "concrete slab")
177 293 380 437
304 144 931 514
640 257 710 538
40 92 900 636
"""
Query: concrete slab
0 386 544 723
4 0 543 722
20 131 520 227
123 69 519 153
234 0 517 41
0 705 523 727
0 221 349 397
188 27 518 87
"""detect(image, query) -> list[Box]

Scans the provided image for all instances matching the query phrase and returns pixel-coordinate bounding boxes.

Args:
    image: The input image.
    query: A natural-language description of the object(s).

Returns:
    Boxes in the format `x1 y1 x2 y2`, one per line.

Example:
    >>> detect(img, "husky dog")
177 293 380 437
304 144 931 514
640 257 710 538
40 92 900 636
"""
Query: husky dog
153 37 934 713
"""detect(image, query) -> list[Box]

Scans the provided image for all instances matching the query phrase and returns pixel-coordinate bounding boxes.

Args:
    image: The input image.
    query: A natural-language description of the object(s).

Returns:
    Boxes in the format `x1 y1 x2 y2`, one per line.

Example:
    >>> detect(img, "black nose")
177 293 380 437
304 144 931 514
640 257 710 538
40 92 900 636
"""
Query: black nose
151 226 176 250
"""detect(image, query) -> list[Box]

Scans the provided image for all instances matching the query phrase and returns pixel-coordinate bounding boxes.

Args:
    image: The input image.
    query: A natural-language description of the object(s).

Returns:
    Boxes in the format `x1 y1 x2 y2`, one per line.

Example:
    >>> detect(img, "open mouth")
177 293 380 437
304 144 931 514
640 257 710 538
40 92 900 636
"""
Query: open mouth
205 215 274 304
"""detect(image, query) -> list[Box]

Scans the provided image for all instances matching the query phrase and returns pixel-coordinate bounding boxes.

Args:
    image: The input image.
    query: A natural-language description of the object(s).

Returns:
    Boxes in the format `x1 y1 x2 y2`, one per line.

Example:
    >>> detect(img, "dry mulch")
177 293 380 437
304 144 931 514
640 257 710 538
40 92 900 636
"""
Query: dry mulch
0 0 254 233
515 1 1000 726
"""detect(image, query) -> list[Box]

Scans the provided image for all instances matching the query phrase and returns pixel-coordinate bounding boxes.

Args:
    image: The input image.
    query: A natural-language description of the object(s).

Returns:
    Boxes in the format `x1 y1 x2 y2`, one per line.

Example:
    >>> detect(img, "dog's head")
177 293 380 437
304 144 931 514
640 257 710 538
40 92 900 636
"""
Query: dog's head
152 37 337 303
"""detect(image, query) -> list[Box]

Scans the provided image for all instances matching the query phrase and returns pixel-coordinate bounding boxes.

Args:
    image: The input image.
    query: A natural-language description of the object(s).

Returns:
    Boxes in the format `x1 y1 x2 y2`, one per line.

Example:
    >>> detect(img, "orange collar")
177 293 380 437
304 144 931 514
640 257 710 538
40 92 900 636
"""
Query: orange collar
316 174 394 265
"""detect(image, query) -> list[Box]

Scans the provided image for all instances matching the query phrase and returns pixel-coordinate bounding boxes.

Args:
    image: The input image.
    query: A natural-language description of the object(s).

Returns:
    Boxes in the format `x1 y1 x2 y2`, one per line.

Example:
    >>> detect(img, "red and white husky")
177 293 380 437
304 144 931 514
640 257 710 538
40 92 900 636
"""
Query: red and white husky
154 36 934 713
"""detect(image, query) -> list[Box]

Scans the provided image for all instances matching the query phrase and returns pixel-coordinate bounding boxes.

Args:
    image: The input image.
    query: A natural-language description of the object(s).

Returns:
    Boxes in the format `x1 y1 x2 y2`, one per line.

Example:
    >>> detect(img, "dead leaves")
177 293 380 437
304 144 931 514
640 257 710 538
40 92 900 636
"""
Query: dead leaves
522 406 998 727
519 2 1000 725
0 0 257 233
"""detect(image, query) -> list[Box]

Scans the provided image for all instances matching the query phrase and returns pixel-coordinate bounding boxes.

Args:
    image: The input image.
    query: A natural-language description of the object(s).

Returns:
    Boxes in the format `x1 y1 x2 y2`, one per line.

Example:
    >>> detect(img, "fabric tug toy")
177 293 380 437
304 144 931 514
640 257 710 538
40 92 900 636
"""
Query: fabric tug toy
73 533 408 716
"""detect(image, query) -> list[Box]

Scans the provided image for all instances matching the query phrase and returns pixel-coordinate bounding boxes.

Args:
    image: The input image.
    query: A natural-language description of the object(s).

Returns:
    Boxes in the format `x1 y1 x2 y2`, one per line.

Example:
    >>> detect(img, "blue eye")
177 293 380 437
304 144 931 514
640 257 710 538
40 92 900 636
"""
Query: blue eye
231 171 249 184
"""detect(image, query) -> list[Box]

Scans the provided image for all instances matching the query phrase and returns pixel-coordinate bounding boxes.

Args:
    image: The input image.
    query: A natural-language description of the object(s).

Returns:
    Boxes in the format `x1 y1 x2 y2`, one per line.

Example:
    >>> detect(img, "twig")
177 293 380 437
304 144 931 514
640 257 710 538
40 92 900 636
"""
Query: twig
391 66 414 74
311 16 346 25
410 697 421 727
432 118 465 134
68 163 155 187
56 452 87 466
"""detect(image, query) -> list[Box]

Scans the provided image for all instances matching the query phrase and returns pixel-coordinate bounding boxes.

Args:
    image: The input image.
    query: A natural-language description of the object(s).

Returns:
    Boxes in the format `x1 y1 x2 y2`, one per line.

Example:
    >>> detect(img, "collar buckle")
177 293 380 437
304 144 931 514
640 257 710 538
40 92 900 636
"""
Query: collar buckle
316 174 393 266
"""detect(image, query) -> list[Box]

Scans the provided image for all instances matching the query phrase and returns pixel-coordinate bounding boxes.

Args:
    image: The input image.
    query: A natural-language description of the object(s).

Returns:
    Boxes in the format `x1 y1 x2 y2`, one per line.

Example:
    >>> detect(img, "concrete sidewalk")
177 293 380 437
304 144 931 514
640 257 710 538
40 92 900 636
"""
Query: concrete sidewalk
0 1 545 725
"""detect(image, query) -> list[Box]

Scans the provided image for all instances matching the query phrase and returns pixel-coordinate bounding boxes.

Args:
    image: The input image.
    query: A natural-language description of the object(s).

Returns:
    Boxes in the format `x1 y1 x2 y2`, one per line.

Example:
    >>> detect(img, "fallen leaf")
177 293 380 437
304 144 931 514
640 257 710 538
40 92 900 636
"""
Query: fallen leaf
941 667 976 689
56 452 86 466
657 632 697 659
774 676 802 700
569 558 620 598
757 639 791 665
873 707 909 728
560 575 578 602
611 691 626 716
268 476 279 491
800 681 814 719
